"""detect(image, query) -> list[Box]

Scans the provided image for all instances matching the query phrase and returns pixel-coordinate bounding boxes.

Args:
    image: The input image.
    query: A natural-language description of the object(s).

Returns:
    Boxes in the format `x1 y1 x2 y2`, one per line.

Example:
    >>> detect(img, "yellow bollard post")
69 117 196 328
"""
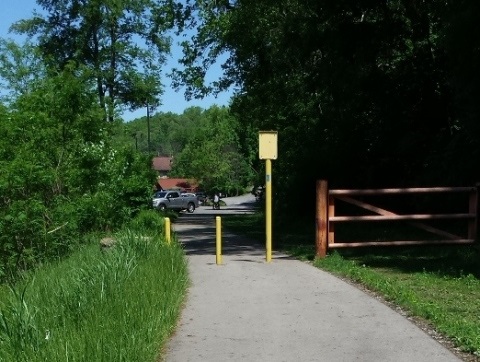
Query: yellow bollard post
216 216 222 265
165 217 171 244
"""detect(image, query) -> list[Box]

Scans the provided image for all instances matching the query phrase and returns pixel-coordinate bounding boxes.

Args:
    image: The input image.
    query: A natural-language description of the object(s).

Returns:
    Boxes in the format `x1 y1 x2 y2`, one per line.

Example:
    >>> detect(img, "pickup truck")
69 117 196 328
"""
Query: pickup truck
152 190 199 213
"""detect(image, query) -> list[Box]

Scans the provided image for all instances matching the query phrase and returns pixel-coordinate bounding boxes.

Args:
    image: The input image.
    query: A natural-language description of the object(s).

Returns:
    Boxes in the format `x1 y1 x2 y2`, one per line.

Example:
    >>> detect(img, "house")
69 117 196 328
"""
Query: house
155 177 199 193
152 156 173 177
152 156 199 192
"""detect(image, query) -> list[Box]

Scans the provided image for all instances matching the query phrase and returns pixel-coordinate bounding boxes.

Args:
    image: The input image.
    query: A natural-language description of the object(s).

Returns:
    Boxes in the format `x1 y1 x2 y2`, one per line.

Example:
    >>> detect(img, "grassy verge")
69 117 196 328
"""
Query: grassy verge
222 212 480 360
0 211 188 362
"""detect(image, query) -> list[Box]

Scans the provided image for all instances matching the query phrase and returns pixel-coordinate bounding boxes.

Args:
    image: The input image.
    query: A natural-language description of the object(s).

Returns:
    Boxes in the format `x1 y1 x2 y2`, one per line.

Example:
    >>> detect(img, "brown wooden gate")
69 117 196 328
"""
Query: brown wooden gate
315 180 479 258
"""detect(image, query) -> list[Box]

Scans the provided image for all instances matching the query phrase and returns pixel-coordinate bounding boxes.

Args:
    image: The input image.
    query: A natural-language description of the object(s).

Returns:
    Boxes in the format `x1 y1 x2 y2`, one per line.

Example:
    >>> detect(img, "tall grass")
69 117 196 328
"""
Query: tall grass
0 211 188 362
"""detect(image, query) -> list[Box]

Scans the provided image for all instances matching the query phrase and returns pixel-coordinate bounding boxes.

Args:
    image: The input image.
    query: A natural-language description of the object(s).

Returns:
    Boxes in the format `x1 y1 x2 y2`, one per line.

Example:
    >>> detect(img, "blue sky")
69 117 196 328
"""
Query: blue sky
0 0 233 121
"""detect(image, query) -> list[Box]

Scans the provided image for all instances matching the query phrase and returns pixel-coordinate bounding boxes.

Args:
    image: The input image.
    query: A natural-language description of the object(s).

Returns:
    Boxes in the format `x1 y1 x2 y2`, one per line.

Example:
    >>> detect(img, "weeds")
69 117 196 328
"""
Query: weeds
0 211 188 362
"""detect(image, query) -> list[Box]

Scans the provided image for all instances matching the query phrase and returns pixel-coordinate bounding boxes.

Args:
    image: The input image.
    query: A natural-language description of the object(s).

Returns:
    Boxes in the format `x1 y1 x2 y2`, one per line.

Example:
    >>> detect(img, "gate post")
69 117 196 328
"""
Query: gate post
316 180 328 258
472 183 480 243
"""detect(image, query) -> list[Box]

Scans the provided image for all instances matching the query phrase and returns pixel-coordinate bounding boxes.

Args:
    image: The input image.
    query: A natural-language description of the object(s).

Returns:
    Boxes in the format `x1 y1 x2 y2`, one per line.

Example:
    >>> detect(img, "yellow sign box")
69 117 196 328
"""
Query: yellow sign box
259 131 278 160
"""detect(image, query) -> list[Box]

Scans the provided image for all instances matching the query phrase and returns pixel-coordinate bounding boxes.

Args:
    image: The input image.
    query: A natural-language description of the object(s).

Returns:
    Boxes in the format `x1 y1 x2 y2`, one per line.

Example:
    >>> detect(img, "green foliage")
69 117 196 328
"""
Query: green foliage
71 143 157 231
116 105 255 195
115 107 205 154
0 40 44 101
0 62 157 282
128 210 166 236
174 0 480 222
10 0 183 121
169 106 253 194
0 3 185 284
0 229 188 361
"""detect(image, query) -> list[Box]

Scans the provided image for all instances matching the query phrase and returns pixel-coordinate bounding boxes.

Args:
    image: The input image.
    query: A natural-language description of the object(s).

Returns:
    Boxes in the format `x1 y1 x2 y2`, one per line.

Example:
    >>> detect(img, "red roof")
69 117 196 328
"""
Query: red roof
156 178 198 191
152 156 172 171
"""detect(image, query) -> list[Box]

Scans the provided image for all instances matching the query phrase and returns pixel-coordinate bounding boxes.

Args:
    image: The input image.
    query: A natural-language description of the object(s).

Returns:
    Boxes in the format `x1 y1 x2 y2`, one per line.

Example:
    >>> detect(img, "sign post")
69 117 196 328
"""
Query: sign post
259 131 278 262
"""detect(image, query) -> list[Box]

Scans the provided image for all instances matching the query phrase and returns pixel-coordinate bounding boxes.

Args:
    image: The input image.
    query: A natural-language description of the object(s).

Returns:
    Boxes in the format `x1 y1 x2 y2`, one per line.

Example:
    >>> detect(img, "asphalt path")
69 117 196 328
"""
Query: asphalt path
163 193 462 362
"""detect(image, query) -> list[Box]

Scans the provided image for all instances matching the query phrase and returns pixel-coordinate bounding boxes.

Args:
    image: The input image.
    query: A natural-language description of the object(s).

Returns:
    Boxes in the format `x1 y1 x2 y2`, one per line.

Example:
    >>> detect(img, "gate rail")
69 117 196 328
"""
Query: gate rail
315 180 479 258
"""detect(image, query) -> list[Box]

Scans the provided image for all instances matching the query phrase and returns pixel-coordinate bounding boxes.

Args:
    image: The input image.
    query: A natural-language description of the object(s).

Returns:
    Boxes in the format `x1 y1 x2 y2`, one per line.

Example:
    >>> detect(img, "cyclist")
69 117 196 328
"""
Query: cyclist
213 193 220 209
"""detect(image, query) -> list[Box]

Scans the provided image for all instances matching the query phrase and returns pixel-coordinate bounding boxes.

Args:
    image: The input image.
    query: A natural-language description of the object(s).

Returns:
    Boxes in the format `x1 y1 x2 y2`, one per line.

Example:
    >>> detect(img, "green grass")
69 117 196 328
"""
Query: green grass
0 211 189 362
3 209 479 360
223 212 480 359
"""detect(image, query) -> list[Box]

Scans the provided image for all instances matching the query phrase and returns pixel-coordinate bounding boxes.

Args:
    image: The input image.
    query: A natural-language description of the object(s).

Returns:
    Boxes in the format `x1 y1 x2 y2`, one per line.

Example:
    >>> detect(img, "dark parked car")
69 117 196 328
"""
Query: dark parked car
195 191 207 204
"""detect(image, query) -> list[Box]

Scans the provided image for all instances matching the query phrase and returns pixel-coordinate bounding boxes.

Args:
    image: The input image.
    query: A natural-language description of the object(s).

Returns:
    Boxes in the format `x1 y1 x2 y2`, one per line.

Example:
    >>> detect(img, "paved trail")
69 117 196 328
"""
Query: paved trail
163 194 462 362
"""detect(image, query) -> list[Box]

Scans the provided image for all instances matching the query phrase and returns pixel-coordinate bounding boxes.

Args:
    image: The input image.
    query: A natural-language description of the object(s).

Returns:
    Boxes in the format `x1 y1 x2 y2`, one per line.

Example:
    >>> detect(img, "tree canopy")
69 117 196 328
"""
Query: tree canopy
173 0 480 216
118 105 253 195
11 0 185 121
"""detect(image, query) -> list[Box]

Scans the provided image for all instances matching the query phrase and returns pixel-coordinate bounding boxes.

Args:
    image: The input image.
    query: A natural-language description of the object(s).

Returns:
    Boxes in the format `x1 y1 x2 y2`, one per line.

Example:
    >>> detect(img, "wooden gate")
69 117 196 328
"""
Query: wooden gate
315 180 479 258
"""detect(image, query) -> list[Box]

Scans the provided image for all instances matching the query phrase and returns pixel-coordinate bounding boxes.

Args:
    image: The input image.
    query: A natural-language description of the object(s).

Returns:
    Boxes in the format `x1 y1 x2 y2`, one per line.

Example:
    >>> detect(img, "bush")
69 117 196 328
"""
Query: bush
128 210 166 235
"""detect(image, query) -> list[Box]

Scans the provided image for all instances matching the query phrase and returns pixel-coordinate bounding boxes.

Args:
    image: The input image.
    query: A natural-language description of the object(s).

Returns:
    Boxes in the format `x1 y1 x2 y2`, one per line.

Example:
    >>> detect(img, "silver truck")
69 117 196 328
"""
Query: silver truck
152 190 199 213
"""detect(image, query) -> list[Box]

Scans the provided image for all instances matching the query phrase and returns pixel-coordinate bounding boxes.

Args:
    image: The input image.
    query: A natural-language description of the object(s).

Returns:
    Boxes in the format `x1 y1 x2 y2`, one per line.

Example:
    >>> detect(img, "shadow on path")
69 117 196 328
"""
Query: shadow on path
172 198 275 259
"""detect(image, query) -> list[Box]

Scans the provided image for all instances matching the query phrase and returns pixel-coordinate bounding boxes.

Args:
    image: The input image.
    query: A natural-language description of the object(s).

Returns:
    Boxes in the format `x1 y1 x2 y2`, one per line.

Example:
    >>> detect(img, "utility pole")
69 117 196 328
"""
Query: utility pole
146 102 151 152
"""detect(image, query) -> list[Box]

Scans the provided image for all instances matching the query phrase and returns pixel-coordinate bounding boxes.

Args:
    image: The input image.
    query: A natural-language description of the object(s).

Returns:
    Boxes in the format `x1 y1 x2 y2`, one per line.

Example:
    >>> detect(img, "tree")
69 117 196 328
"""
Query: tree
170 106 252 194
441 0 480 186
0 57 157 281
11 0 185 121
172 1 480 222
0 40 45 102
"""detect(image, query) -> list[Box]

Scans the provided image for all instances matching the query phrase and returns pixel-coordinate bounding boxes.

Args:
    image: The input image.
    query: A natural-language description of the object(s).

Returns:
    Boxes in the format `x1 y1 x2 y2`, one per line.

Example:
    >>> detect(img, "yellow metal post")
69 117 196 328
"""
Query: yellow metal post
216 216 222 265
165 217 171 244
259 130 277 263
266 159 272 262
